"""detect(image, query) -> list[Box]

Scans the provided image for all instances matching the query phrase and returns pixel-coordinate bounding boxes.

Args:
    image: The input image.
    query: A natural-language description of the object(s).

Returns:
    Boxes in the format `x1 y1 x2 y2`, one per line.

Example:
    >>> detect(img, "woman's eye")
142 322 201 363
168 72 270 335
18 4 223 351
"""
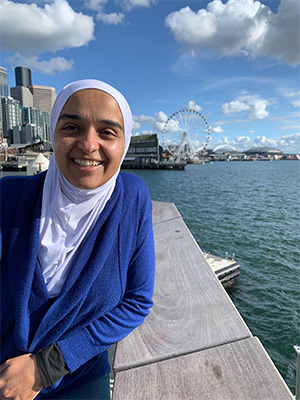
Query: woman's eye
63 125 78 131
100 130 115 137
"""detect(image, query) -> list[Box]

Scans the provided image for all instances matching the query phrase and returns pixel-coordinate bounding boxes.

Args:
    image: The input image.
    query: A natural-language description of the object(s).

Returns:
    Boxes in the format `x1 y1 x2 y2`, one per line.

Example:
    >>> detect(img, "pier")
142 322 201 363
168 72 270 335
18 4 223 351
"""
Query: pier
122 159 186 170
112 201 293 399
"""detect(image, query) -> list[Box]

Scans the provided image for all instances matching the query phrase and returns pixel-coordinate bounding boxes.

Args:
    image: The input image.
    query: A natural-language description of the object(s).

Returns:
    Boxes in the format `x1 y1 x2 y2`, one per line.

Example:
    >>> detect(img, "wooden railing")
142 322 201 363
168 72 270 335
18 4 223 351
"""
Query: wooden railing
112 201 293 399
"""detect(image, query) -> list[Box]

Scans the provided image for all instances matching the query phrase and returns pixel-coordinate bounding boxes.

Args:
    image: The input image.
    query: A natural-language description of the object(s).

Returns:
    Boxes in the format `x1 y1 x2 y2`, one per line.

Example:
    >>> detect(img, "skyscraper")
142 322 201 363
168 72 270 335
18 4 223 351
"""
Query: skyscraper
21 106 50 142
15 66 32 87
0 67 9 97
11 67 56 116
10 86 33 108
1 97 22 141
31 85 56 116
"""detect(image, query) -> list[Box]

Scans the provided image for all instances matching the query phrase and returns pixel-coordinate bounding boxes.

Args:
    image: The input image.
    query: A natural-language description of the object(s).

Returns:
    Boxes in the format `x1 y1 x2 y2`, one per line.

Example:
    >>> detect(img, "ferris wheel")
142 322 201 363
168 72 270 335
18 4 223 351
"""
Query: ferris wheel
162 109 211 158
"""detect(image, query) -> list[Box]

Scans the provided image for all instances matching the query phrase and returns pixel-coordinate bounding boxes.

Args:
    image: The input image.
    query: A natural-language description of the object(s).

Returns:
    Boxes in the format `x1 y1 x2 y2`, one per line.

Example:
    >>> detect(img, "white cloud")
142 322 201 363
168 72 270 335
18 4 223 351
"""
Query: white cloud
216 136 231 145
84 0 107 10
235 136 251 144
282 90 300 98
155 111 168 123
133 111 168 134
259 0 300 66
279 125 300 130
137 114 156 124
221 100 250 114
133 111 181 134
186 100 202 112
165 0 300 66
132 120 141 130
212 125 224 133
121 0 158 11
1 0 95 54
254 135 277 146
213 132 300 152
214 119 248 125
6 54 73 75
221 94 269 119
279 132 300 146
249 130 255 134
84 0 124 24
0 0 95 73
96 12 125 25
247 99 269 119
291 99 300 108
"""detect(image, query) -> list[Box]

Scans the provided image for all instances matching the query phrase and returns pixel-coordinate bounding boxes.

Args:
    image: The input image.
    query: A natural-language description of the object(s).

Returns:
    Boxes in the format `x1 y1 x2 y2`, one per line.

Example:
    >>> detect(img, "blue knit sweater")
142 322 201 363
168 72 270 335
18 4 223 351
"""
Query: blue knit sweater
0 171 155 396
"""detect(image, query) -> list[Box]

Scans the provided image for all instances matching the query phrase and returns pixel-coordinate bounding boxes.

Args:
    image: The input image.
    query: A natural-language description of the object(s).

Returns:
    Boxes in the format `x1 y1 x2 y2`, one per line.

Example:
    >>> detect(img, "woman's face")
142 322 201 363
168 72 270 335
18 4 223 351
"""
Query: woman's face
54 89 125 189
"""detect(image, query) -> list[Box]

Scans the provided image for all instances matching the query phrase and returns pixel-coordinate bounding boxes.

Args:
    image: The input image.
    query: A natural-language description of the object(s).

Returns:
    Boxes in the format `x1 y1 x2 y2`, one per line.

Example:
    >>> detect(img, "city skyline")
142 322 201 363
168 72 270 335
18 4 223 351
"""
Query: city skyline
1 0 300 153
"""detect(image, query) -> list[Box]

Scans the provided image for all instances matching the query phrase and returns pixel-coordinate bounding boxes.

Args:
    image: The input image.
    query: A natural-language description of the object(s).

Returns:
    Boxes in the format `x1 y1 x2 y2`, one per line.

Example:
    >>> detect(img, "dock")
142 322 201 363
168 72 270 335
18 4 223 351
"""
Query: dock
203 252 240 287
121 160 186 170
1 156 29 171
112 201 293 399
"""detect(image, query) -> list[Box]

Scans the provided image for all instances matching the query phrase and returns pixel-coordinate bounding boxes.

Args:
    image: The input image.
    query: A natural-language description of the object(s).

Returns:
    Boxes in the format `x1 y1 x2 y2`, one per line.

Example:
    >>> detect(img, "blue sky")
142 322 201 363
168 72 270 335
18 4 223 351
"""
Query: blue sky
1 0 300 153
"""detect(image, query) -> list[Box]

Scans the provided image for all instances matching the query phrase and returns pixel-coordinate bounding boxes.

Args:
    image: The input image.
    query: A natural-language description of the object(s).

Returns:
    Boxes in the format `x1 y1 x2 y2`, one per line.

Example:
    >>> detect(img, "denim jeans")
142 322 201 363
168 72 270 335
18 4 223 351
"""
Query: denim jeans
43 373 110 400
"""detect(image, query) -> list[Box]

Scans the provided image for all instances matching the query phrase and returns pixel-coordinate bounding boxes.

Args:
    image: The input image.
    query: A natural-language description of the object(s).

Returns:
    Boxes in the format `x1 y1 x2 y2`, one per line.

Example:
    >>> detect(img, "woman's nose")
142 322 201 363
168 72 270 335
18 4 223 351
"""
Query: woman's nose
77 127 100 153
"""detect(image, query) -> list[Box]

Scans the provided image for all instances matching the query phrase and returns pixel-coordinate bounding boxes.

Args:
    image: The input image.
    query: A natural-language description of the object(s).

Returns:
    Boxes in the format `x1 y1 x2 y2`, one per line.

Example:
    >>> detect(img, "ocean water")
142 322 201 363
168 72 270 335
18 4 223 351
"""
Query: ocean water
2 161 299 392
126 160 300 394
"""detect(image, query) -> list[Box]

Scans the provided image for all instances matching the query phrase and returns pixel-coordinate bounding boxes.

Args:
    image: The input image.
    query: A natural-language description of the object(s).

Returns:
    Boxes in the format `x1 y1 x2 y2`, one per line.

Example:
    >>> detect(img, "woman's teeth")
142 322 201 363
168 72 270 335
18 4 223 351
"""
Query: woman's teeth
73 159 102 167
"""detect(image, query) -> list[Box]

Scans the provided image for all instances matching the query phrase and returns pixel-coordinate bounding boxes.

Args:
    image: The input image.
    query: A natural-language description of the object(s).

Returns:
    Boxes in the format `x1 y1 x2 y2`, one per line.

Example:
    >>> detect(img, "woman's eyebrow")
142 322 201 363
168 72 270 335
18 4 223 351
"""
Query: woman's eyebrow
58 114 123 131
101 119 123 131
58 113 82 121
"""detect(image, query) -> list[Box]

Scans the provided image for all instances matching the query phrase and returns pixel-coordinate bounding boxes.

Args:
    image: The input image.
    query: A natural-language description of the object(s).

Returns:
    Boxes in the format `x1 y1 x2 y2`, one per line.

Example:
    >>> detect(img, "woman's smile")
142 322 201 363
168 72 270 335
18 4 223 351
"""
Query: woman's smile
72 158 104 168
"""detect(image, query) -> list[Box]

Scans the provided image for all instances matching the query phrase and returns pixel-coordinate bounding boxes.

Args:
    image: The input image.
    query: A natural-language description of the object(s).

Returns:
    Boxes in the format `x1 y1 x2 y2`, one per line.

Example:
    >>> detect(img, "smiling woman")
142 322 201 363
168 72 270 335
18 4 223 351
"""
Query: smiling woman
0 80 155 400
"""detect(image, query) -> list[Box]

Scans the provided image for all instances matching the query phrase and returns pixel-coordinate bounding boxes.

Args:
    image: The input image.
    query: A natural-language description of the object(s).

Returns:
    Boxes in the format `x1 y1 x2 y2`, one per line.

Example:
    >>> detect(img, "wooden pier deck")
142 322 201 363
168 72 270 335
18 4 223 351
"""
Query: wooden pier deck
112 201 293 399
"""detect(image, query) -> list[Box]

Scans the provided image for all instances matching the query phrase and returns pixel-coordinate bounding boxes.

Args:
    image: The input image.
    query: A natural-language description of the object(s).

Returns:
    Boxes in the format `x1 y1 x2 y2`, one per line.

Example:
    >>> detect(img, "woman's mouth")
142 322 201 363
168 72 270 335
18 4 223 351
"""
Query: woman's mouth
73 158 103 167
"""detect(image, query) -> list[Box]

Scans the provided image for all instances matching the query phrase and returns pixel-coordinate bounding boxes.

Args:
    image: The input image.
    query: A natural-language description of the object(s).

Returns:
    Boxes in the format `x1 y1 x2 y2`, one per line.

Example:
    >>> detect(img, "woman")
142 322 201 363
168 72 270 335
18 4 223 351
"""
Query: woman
0 80 155 399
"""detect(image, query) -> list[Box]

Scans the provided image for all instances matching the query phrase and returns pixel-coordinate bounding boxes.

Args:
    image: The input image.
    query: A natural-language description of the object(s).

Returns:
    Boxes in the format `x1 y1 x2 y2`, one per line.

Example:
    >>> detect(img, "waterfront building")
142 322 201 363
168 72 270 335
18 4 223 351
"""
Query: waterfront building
245 147 283 160
21 106 50 142
0 103 3 142
10 84 55 116
12 126 21 144
21 124 36 144
6 67 55 144
124 134 162 163
30 85 55 116
1 97 21 144
15 66 32 87
10 86 34 108
0 67 9 97
11 66 56 116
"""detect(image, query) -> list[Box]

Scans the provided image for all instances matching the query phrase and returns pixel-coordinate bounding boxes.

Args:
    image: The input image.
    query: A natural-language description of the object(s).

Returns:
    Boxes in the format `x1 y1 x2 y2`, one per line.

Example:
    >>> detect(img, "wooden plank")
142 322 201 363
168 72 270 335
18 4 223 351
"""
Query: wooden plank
152 201 180 225
113 337 294 400
114 210 251 372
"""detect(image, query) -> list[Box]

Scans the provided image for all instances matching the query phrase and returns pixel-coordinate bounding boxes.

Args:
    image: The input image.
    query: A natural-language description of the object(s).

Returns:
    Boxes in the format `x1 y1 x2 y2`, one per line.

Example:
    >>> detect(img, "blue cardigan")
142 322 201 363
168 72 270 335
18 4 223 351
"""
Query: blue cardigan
0 171 155 396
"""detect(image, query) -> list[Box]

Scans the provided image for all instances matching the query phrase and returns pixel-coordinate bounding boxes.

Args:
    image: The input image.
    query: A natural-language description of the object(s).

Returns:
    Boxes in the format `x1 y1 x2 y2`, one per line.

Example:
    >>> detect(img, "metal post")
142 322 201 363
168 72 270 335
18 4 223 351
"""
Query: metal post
294 345 300 400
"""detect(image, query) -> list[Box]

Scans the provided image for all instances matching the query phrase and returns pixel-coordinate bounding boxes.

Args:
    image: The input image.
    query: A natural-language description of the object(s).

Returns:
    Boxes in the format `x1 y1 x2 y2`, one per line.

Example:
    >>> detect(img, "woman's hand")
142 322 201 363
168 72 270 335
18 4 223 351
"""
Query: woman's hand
0 354 43 400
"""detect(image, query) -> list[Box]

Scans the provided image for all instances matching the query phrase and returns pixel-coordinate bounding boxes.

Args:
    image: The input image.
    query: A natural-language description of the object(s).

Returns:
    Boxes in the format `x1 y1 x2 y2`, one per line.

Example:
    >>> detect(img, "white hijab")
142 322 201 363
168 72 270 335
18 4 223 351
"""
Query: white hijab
38 80 132 297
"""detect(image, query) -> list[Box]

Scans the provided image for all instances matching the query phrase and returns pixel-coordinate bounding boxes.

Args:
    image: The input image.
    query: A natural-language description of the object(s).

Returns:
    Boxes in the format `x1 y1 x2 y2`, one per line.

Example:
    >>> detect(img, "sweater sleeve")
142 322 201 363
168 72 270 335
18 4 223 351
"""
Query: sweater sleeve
57 210 155 373
35 343 70 388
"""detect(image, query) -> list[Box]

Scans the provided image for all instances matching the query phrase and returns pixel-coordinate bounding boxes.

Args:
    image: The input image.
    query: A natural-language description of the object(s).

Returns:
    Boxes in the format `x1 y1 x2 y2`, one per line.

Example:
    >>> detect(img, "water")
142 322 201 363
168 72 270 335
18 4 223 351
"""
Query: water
125 160 300 394
2 161 299 392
